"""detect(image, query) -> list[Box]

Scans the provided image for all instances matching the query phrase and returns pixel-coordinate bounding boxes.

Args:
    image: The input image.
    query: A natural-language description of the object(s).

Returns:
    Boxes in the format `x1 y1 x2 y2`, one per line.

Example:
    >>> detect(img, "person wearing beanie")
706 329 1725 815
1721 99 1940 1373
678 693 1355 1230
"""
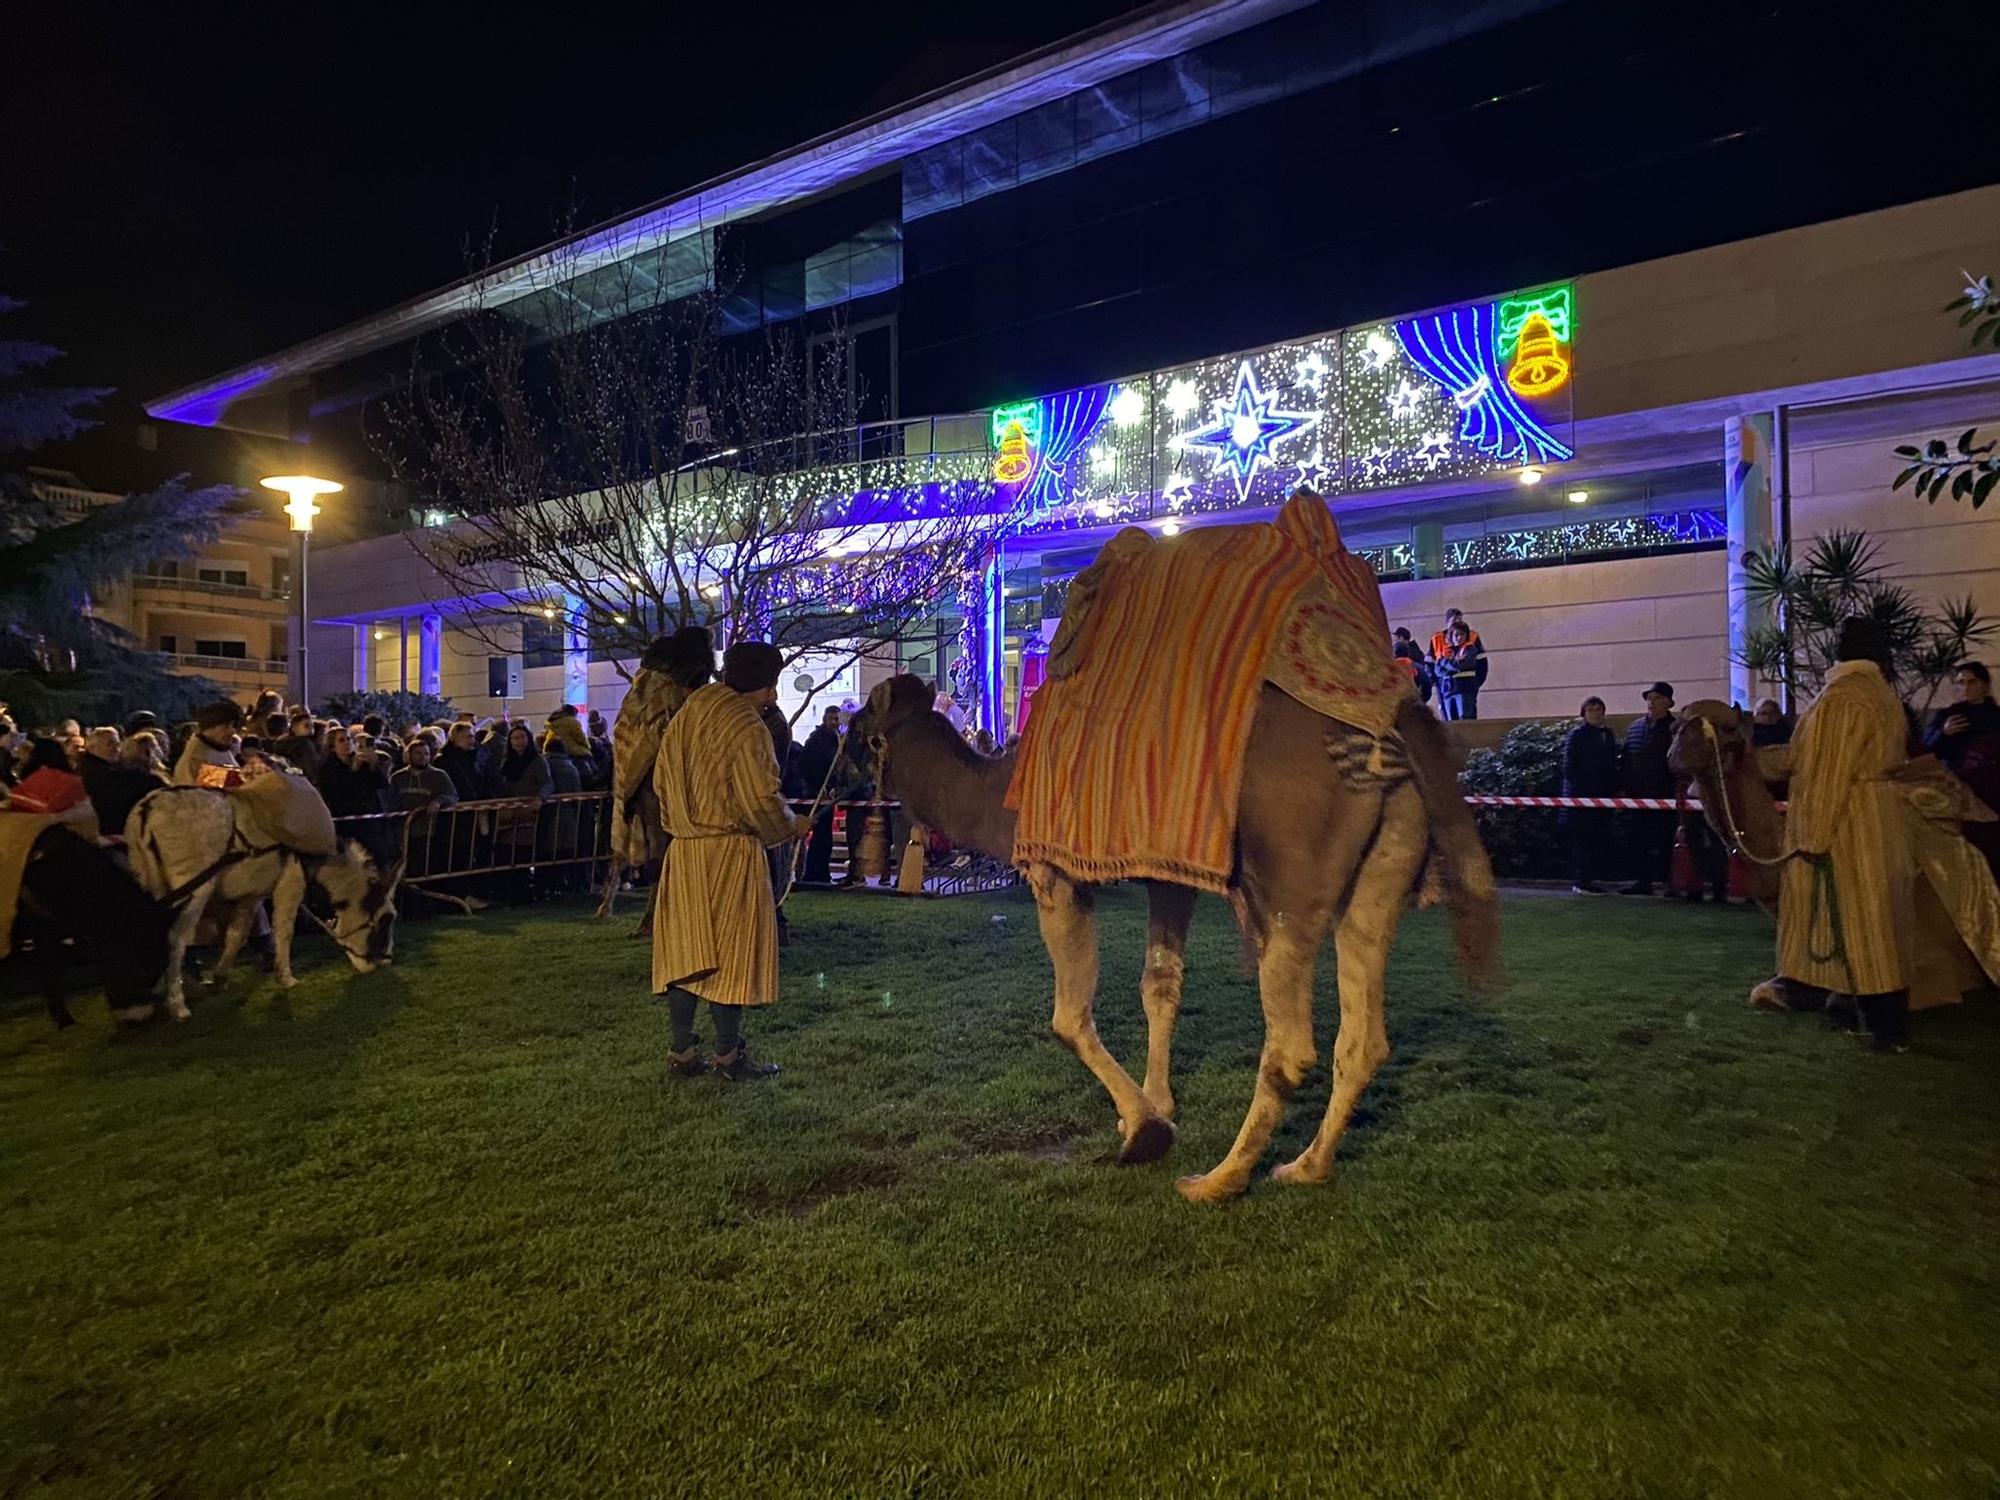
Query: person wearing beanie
650 638 809 1081
172 700 244 786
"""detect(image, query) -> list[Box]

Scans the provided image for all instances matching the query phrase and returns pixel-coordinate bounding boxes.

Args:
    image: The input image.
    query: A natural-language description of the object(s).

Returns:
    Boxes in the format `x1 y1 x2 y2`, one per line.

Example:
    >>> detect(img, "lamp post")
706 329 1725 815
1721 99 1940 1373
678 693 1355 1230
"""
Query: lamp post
261 475 342 709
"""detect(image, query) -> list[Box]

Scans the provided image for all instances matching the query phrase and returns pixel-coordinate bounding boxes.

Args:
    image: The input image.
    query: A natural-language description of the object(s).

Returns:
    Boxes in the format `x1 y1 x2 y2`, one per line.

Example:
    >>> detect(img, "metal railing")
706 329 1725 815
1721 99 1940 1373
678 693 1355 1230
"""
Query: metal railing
326 790 1019 898
170 652 289 675
134 573 289 602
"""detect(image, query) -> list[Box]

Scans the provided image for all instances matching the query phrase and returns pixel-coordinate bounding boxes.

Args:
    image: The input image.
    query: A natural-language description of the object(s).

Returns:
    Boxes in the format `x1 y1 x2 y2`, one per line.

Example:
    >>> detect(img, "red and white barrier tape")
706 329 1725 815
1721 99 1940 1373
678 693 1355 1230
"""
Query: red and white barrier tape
1463 794 1696 811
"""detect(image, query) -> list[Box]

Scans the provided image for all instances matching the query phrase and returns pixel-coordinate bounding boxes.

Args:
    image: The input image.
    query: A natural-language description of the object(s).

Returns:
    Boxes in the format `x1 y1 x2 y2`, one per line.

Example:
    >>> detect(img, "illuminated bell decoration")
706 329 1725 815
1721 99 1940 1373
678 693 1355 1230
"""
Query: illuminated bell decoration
1505 312 1570 398
993 420 1034 484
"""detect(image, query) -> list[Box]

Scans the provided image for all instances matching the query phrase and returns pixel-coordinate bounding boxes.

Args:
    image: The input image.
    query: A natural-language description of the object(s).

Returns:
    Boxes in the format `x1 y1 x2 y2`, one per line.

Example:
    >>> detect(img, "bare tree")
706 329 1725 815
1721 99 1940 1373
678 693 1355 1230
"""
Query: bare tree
372 224 994 703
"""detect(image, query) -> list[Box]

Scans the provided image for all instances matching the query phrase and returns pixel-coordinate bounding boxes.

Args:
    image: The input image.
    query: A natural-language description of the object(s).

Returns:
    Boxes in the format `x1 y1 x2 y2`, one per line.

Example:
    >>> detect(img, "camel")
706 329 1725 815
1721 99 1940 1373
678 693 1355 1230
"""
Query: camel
1667 701 1785 904
849 674 1498 1203
1669 698 1995 1010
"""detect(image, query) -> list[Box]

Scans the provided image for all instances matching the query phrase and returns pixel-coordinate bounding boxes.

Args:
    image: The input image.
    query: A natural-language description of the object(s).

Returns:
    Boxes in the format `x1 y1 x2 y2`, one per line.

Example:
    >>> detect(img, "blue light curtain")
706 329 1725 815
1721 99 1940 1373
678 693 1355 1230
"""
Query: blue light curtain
1020 385 1112 520
1394 302 1572 466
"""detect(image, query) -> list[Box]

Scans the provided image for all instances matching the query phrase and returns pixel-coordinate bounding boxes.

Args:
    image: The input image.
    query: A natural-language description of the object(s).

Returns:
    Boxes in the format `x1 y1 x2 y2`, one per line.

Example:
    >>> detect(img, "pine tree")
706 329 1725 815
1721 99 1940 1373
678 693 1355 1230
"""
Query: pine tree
0 294 237 726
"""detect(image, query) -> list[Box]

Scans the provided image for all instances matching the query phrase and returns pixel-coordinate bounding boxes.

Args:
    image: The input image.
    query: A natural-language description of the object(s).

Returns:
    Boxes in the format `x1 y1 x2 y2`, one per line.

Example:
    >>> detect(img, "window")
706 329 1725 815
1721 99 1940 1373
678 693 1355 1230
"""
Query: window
194 639 248 660
158 634 177 653
197 564 250 588
521 614 563 669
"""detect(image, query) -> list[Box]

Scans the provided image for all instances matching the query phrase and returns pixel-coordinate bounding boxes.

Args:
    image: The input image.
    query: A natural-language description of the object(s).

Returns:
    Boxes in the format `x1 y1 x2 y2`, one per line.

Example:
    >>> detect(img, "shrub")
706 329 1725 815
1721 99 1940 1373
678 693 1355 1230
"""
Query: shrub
317 689 456 729
1458 719 1572 878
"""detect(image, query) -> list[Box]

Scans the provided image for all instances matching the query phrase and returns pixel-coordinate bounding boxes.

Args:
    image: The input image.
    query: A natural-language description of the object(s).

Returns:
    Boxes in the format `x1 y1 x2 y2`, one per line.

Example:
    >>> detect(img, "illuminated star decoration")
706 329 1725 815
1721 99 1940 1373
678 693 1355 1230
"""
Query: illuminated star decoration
1176 360 1321 501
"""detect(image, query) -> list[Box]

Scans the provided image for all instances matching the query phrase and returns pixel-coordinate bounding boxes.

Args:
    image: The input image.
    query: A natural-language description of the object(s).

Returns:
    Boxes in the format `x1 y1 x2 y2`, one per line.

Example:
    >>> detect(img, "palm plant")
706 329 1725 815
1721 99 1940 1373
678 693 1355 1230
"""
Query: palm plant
1739 528 1994 709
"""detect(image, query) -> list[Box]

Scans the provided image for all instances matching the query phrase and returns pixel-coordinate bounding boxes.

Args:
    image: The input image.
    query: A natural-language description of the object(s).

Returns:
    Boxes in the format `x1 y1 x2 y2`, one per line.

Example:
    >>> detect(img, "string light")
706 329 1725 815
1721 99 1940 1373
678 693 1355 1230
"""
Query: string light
1353 508 1722 578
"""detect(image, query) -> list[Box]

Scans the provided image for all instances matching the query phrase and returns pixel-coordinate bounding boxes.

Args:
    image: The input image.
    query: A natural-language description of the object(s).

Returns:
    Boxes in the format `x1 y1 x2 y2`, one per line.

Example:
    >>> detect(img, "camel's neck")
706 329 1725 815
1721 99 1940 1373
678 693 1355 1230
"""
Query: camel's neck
882 713 1018 859
1696 744 1785 900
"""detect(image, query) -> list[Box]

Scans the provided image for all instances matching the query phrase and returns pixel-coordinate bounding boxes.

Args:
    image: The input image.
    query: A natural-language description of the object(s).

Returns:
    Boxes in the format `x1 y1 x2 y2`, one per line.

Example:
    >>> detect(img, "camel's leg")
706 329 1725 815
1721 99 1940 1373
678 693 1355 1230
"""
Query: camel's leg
1177 700 1384 1204
162 886 213 1020
270 860 305 990
1273 780 1427 1187
1027 862 1173 1165
1140 881 1196 1120
1174 905 1330 1202
208 902 256 983
594 858 620 920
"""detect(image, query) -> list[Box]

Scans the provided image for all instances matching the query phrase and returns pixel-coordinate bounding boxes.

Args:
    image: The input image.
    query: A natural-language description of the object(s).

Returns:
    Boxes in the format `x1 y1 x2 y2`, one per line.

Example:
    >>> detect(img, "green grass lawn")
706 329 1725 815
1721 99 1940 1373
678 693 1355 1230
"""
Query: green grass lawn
3 887 1997 1499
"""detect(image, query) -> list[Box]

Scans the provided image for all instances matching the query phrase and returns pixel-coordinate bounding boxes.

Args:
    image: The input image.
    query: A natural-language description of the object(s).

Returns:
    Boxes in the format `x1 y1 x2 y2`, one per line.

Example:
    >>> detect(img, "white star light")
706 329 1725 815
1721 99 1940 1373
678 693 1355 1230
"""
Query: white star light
1295 447 1330 491
1295 351 1329 390
1389 380 1422 421
1109 385 1146 427
1361 330 1396 372
1163 471 1194 507
1360 445 1391 483
1164 378 1200 421
1418 431 1452 471
1089 445 1117 477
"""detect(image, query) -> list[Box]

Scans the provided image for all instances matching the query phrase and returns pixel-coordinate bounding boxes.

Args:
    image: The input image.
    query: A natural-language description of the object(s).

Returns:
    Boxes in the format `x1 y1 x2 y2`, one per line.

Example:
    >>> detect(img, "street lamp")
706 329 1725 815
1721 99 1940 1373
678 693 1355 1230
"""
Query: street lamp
261 474 342 709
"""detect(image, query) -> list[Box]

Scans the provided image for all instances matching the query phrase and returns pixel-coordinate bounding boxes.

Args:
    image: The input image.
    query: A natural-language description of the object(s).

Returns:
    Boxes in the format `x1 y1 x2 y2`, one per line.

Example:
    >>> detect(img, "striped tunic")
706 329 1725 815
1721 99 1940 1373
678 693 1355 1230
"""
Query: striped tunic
1777 660 1914 994
609 668 690 867
650 683 797 1007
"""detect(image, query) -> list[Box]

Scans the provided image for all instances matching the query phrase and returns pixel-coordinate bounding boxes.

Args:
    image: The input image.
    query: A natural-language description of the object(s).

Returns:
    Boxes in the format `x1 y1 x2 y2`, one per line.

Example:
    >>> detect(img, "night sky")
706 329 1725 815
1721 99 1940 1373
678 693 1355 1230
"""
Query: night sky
2 2 1140 427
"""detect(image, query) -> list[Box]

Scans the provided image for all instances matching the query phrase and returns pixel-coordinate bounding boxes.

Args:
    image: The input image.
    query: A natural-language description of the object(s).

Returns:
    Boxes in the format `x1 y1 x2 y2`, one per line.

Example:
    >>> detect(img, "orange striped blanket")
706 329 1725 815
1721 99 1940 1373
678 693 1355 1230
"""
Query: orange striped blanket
1005 491 1409 893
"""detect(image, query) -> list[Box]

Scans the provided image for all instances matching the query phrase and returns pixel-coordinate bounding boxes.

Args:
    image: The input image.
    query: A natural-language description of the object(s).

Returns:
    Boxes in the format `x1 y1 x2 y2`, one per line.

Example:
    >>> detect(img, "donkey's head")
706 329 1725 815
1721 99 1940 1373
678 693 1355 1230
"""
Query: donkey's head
310 839 403 972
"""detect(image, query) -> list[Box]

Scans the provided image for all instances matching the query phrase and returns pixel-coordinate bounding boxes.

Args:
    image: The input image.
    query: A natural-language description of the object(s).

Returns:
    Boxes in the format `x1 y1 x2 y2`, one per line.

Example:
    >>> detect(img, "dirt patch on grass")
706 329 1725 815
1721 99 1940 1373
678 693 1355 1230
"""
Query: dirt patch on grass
745 1158 905 1219
952 1121 1091 1164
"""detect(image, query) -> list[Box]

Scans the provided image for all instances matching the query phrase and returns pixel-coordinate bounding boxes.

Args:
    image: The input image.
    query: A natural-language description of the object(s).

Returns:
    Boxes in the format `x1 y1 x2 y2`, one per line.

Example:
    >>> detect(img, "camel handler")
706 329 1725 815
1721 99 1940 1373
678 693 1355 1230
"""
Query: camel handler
652 640 813 1082
173 700 243 785
1751 617 2000 1051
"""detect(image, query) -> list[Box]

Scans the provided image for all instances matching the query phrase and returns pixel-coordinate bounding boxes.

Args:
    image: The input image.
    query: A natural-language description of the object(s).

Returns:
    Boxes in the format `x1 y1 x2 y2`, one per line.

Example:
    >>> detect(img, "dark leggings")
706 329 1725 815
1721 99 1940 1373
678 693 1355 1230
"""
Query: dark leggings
665 986 745 1055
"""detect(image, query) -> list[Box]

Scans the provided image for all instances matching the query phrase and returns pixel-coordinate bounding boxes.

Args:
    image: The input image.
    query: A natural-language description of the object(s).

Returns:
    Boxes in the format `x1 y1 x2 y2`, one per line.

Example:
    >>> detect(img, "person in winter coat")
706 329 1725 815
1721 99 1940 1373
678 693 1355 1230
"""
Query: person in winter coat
540 722 586 886
1561 697 1622 893
391 736 460 877
279 711 323 778
317 727 396 863
1620 681 1678 895
8 737 90 818
1434 621 1487 720
80 726 164 837
172 700 244 785
795 707 846 885
492 724 554 897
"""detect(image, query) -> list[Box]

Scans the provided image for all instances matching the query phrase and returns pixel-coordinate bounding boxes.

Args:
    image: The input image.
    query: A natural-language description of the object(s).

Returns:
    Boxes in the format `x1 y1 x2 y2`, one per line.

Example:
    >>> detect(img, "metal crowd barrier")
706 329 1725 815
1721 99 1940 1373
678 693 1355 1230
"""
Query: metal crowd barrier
327 791 1019 898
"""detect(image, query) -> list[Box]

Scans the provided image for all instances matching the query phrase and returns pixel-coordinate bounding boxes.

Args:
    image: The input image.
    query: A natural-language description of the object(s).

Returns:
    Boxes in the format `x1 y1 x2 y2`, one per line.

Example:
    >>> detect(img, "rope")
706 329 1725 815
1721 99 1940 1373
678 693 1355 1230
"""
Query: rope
1695 717 1806 870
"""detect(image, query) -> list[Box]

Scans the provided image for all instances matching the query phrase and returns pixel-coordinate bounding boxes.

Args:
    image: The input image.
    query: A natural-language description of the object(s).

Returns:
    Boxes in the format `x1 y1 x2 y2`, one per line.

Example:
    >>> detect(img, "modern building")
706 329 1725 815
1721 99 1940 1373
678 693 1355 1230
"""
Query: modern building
30 470 297 704
146 0 2000 726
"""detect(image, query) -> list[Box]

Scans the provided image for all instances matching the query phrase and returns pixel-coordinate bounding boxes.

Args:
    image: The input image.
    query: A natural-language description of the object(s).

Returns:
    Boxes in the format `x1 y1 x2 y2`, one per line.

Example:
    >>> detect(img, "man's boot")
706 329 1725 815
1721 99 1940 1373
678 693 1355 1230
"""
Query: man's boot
1859 991 1910 1054
711 1043 780 1082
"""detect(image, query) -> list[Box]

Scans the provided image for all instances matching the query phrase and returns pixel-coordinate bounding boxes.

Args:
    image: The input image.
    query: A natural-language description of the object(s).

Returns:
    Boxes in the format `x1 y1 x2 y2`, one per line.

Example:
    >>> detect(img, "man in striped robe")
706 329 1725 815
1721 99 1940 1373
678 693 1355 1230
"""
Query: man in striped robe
1754 617 2000 1050
652 641 808 1082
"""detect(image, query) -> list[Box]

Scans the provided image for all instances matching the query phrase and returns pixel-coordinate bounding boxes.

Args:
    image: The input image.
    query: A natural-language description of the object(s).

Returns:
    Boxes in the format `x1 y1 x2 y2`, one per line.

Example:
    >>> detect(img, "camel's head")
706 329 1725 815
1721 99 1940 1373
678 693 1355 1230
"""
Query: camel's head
1668 698 1750 785
844 675 938 780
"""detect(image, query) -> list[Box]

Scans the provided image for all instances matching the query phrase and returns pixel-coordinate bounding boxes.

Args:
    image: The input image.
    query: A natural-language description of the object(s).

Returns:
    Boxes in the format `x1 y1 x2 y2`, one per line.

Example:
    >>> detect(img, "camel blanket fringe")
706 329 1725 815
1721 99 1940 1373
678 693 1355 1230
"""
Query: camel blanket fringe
1007 491 1411 894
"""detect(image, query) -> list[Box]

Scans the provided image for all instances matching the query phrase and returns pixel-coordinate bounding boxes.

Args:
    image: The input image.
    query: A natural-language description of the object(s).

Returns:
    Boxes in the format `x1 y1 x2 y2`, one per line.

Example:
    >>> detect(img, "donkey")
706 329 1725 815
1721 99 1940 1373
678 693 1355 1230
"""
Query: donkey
12 825 171 1027
849 675 1498 1203
124 786 403 1019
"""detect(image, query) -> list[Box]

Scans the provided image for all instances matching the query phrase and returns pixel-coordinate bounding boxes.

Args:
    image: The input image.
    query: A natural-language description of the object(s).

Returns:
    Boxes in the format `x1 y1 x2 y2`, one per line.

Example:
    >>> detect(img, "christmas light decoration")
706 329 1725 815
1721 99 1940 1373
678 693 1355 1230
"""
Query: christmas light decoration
1394 302 1574 468
1109 385 1146 427
1505 312 1570 398
1173 360 1321 501
1351 508 1722 578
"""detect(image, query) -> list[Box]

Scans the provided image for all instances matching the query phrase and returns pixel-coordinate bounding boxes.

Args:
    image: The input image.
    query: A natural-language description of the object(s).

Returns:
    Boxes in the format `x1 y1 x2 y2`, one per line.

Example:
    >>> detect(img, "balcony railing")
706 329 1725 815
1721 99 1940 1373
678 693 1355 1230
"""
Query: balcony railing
169 652 288 676
134 573 288 602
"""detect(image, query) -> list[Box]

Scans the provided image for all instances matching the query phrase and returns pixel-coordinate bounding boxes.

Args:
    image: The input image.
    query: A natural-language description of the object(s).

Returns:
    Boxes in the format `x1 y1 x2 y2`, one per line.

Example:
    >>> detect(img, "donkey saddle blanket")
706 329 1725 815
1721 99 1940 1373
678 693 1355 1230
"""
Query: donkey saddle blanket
1006 491 1411 893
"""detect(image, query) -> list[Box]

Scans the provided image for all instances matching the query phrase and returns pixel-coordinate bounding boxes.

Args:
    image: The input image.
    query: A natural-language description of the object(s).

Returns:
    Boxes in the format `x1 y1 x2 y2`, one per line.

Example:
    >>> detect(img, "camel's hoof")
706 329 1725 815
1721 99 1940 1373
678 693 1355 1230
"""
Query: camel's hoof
1118 1116 1176 1166
1175 1170 1245 1205
278 975 299 991
1269 1159 1331 1188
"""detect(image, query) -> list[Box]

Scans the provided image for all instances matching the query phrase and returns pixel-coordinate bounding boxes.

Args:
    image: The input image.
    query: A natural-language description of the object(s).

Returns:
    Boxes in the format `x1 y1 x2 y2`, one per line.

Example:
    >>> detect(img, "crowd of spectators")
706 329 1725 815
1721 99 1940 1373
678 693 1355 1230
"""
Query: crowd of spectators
0 688 620 902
